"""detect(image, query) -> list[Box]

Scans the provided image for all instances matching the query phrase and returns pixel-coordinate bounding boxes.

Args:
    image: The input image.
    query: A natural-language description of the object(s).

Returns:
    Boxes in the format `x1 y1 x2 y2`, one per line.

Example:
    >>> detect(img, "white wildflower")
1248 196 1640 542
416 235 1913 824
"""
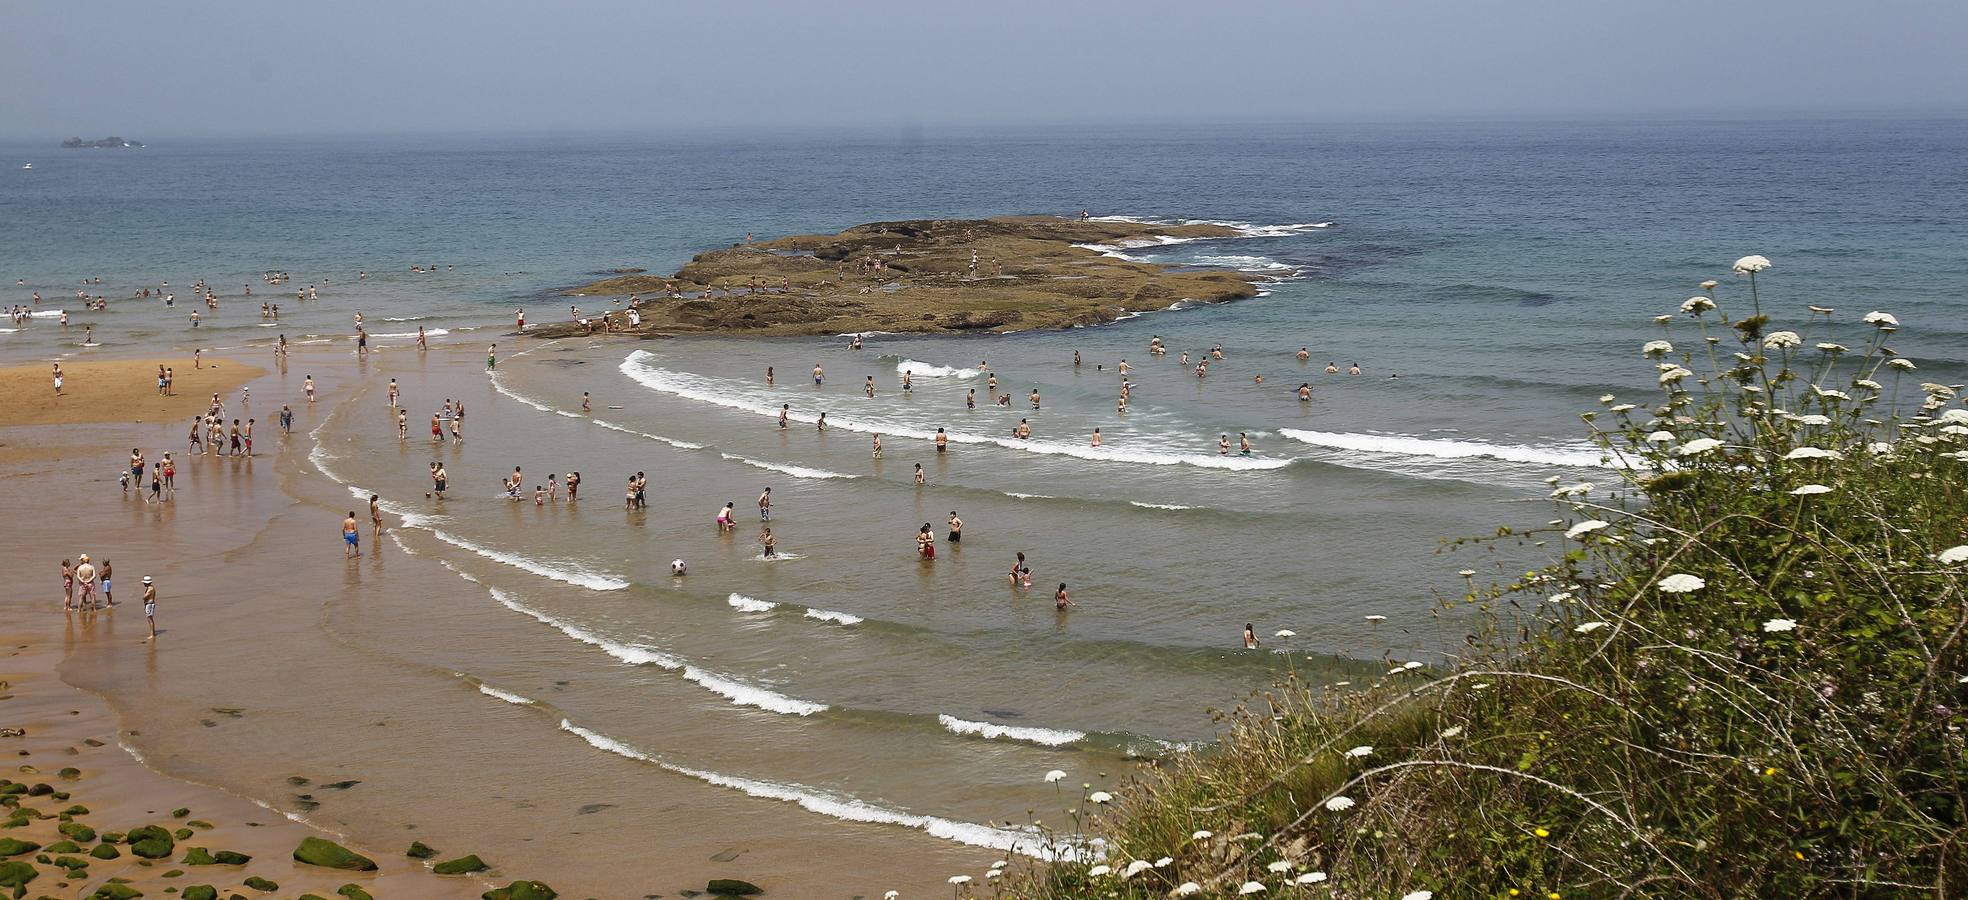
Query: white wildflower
1855 379 1882 390
1044 769 1067 783
1763 331 1801 349
1239 881 1267 895
1642 340 1673 358
1762 618 1798 633
1403 892 1436 900
1566 520 1610 539
1700 279 1719 289
1654 314 1672 324
1440 725 1464 738
1937 546 1968 565
1297 872 1329 884
1403 660 1425 670
948 875 971 885
1790 484 1833 496
1599 393 1616 403
1864 310 1899 327
1155 857 1173 867
1267 860 1293 873
1783 447 1841 460
1816 343 1848 353
1575 621 1609 634
1191 830 1213 841
1645 430 1676 443
1658 573 1707 593
1609 403 1636 413
1274 629 1296 638
1941 410 1968 425
1345 745 1373 758
1733 255 1772 274
1088 791 1113 804
1808 305 1833 314
1547 591 1574 604
1797 414 1831 426
1087 865 1111 877
1659 365 1694 384
1866 441 1895 454
1364 614 1386 622
1888 358 1916 370
1677 438 1723 456
1682 296 1716 314
1175 884 1203 897
1325 796 1356 811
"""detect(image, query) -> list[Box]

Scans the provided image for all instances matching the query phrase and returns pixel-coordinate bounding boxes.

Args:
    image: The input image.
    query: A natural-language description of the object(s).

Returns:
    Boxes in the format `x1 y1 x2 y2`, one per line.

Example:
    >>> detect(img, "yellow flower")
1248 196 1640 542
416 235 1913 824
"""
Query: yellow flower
1509 891 1520 897
1548 894 1561 900
1533 827 1550 838
1794 850 1805 860
1764 767 1777 777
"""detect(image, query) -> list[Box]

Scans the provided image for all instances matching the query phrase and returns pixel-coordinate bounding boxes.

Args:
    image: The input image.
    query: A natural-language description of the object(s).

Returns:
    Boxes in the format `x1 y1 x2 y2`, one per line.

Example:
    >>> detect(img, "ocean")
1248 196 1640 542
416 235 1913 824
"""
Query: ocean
6 118 1966 868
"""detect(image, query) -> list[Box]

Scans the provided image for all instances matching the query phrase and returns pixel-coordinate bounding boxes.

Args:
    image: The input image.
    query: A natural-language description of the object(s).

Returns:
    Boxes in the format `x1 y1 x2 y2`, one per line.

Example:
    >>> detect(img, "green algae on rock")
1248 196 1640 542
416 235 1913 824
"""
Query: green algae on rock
432 853 487 874
292 837 376 871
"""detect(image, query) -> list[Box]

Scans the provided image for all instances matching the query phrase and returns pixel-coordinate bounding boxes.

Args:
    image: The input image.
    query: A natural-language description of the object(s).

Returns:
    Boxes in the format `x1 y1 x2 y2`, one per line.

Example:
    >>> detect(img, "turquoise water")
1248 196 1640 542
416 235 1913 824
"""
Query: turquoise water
8 118 1966 861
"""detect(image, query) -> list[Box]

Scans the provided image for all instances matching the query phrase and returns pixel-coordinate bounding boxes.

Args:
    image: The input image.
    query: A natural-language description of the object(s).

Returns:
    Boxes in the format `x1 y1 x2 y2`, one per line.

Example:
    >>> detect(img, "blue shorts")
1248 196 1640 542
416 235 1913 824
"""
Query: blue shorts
344 532 359 546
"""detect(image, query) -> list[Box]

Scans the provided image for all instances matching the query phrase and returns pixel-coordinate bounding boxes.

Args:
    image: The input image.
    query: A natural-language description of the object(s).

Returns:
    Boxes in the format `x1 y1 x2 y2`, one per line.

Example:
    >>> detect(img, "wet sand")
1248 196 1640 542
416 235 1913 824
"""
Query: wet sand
2 347 995 897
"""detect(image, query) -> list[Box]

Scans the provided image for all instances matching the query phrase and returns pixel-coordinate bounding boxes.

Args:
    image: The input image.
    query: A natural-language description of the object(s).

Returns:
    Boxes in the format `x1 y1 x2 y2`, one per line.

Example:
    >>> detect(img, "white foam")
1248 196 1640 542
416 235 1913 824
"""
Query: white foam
1278 428 1614 469
0 328 16 334
755 551 806 562
718 452 855 480
558 721 1065 858
369 328 447 339
593 418 705 450
427 528 630 590
28 309 64 318
622 351 1291 471
682 668 826 715
1003 492 1055 500
1128 501 1196 510
895 358 981 379
727 593 778 613
803 608 863 626
381 316 425 322
1193 254 1296 271
937 714 1086 747
478 684 534 705
488 374 554 413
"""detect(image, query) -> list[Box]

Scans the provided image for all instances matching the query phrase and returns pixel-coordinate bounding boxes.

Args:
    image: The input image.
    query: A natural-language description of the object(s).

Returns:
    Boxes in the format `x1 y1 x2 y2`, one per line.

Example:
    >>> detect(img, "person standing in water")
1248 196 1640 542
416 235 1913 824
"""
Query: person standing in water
757 487 772 521
1054 583 1072 610
913 463 925 485
716 502 736 532
141 576 158 641
864 376 875 398
1091 427 1103 447
947 511 963 544
871 434 883 459
917 524 936 560
343 511 361 558
778 404 790 429
1219 434 1231 455
812 364 824 385
1239 432 1253 456
816 412 828 432
759 526 776 559
766 366 775 385
1243 624 1259 649
1298 383 1312 402
935 428 948 453
487 344 497 370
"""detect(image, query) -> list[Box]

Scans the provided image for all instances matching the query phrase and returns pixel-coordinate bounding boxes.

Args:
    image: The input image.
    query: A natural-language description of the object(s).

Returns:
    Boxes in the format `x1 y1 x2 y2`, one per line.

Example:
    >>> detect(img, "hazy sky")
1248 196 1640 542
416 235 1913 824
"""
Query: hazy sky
4 0 1964 138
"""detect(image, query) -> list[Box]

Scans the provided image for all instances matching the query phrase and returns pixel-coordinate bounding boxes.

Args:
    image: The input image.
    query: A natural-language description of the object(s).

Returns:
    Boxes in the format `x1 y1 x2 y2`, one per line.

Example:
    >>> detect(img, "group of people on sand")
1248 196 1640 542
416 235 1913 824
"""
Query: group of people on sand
59 554 157 638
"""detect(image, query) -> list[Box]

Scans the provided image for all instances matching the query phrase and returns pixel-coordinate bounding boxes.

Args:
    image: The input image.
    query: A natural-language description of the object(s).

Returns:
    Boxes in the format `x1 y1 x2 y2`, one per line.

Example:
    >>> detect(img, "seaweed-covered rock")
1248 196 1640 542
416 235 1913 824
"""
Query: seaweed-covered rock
185 820 214 830
336 885 373 900
180 847 215 865
241 876 277 892
482 881 557 900
91 842 122 859
212 850 250 865
173 828 193 841
63 805 89 816
58 822 97 842
58 768 81 781
44 840 80 853
293 837 376 871
170 808 189 819
181 887 217 900
103 830 126 842
707 879 763 895
0 838 35 856
433 853 487 874
0 859 34 889
24 784 51 797
405 841 436 859
89 883 143 899
127 824 175 859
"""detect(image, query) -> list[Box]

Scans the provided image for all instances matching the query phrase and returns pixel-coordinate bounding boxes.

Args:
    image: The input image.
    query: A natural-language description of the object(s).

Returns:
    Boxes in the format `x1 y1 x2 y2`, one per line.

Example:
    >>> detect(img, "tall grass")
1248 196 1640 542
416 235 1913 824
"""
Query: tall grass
978 256 1968 898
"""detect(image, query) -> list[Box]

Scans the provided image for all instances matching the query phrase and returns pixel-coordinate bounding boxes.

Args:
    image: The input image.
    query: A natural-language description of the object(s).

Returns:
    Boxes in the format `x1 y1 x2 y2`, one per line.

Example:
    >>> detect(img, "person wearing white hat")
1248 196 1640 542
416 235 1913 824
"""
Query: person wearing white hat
141 577 157 641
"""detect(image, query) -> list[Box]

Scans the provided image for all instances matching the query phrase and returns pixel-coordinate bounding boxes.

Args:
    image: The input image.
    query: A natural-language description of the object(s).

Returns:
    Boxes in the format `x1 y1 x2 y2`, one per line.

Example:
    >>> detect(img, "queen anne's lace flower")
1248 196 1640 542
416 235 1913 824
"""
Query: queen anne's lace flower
1324 796 1356 811
1864 311 1899 327
1938 546 1968 565
1763 331 1802 349
1784 447 1841 460
1575 621 1609 633
1733 255 1772 274
1646 430 1676 443
1816 342 1847 353
1239 883 1267 896
1122 860 1153 878
1790 484 1833 495
1888 358 1916 370
1642 340 1673 357
1678 438 1723 456
1659 366 1694 384
1681 296 1715 314
1763 618 1798 632
1566 520 1610 539
1659 573 1707 593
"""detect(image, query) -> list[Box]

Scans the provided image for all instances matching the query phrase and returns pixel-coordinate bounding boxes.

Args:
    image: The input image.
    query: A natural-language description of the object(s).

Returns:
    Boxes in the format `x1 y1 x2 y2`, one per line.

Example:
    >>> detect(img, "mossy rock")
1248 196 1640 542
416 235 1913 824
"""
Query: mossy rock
0 784 20 796
52 790 71 801
127 825 174 859
181 887 217 900
433 854 487 875
162 869 183 878
54 853 90 869
90 885 142 899
336 886 373 900
185 821 213 830
405 841 436 859
32 853 46 864
45 841 78 854
170 809 189 819
57 769 81 781
240 876 276 893
23 785 50 797
481 881 557 900
0 838 35 857
90 843 121 860
211 850 249 866
298 895 329 900
293 837 375 871
707 879 762 896
102 830 126 843
180 848 215 866
171 829 191 841
61 806 89 817
0 859 32 889
57 822 96 842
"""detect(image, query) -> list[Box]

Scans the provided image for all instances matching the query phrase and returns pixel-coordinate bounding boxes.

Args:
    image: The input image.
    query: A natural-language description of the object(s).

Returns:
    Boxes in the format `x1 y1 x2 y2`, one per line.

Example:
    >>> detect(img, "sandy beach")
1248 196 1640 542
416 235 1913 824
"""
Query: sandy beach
0 358 264 428
2 346 994 898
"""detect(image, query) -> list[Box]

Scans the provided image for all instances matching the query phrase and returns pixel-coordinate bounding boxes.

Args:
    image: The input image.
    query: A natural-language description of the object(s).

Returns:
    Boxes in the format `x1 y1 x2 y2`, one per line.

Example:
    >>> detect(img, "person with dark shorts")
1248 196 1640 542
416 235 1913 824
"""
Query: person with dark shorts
947 511 962 543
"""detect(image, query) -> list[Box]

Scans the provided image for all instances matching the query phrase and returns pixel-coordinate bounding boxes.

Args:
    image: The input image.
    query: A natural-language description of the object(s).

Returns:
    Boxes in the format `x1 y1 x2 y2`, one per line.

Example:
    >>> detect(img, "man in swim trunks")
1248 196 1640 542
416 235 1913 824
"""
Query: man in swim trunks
935 428 948 452
947 511 962 543
812 364 824 385
758 487 772 521
343 512 361 557
779 404 789 428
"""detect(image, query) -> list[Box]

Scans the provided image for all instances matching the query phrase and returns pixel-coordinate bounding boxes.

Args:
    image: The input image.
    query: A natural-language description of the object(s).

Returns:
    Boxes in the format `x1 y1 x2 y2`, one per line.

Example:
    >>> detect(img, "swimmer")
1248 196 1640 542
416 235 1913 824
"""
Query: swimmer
1325 362 1339 374
935 428 948 453
343 511 361 558
758 487 772 521
1008 552 1027 586
1091 427 1103 447
1029 388 1041 409
717 502 736 532
1348 363 1361 375
766 366 775 385
1239 432 1253 456
1297 347 1310 361
872 434 883 458
914 462 925 485
370 494 384 535
812 364 824 385
1243 623 1259 649
1219 434 1231 455
865 376 875 398
1055 583 1072 610
817 412 828 431
965 389 976 409
1298 383 1312 401
947 511 962 543
917 524 936 559
779 404 790 428
759 526 777 558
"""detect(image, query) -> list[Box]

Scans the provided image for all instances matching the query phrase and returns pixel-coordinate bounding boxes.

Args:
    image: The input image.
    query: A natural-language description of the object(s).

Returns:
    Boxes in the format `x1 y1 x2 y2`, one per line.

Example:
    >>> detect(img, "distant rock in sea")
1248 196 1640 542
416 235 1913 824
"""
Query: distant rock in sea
62 136 143 149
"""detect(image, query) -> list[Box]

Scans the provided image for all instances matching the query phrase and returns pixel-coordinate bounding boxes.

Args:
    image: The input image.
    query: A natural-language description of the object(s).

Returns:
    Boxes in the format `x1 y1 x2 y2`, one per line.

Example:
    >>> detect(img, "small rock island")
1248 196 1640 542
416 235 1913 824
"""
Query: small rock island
62 136 144 149
545 216 1267 337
